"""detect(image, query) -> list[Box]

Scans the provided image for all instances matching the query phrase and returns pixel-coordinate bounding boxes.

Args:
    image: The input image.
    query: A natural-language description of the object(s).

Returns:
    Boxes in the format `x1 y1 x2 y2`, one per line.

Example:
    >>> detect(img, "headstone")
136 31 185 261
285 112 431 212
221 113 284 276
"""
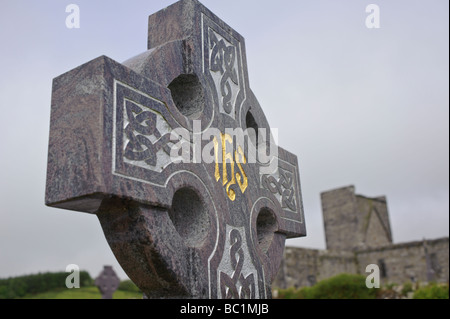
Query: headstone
46 0 306 299
95 265 120 299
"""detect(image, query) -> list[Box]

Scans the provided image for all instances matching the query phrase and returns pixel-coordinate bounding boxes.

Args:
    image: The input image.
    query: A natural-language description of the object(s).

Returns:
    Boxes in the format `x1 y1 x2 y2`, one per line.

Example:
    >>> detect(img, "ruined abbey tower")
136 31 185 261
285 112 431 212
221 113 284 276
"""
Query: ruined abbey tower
322 186 392 251
275 186 449 288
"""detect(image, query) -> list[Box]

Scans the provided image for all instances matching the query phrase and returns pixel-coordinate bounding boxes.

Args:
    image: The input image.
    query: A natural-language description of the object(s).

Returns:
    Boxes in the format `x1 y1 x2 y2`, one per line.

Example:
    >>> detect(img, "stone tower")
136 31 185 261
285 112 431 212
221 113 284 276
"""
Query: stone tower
321 186 393 251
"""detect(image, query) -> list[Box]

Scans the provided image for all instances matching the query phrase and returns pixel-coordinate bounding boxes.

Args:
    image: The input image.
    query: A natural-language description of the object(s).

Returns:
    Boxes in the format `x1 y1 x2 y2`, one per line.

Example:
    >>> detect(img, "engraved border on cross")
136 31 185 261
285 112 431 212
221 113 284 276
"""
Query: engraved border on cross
113 80 177 183
201 13 246 121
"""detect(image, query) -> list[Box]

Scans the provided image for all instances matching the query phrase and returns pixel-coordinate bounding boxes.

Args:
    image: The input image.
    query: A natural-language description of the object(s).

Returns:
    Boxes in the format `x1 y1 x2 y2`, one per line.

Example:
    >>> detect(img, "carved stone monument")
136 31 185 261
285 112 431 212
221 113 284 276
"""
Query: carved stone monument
95 265 120 299
46 0 306 298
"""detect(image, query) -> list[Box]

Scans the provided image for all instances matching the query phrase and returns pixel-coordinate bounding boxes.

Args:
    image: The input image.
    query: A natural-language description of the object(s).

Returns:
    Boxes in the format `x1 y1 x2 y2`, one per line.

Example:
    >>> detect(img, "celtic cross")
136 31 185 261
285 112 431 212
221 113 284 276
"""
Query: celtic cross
46 0 306 299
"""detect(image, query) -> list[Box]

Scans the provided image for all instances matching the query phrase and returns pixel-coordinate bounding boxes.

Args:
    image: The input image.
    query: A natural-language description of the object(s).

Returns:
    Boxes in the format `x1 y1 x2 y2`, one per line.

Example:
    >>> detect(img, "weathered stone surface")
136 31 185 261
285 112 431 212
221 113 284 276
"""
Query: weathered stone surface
46 0 306 299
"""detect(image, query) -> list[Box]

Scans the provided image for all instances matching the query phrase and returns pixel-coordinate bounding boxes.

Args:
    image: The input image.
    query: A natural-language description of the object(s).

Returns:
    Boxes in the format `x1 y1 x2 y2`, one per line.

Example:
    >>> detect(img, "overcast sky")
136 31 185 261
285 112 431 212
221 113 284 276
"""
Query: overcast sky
0 0 448 281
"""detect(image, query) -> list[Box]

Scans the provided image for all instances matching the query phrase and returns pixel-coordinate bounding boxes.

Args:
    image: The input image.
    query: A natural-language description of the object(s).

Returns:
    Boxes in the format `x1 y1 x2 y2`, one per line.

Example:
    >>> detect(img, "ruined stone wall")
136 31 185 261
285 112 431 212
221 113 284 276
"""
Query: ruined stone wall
275 237 449 289
426 237 450 283
355 237 449 285
274 247 356 289
276 186 449 289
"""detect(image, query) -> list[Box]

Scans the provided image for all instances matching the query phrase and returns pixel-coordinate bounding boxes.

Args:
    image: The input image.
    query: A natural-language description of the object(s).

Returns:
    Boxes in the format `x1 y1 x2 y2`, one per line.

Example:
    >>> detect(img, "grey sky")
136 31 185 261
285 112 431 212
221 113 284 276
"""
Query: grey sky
0 0 448 280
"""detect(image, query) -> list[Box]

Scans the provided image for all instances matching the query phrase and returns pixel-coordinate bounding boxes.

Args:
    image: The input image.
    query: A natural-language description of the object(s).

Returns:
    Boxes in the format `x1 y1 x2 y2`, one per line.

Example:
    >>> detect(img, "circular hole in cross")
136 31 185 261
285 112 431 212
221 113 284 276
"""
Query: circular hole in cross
168 187 209 248
256 208 278 254
245 110 259 147
168 74 205 120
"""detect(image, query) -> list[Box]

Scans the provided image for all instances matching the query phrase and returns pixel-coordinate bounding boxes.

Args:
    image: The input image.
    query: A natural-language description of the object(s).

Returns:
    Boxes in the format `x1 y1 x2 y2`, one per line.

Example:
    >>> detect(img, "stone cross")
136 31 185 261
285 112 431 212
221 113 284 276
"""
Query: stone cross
95 265 120 299
46 0 306 299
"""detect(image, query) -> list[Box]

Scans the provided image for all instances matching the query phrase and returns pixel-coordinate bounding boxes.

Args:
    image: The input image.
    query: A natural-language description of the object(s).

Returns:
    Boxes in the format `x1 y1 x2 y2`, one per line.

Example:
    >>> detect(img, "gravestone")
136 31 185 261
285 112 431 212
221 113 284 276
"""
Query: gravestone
95 265 120 299
46 0 306 299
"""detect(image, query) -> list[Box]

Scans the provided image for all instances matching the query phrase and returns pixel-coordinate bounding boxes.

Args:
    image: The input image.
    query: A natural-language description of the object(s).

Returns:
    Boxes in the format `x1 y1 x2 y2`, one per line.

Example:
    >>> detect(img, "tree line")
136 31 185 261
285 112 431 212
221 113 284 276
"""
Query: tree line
0 271 93 299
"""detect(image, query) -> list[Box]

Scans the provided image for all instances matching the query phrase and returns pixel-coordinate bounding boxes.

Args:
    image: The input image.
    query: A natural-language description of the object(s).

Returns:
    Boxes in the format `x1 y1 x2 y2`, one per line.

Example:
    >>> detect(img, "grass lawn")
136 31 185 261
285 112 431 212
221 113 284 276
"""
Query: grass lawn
20 286 143 299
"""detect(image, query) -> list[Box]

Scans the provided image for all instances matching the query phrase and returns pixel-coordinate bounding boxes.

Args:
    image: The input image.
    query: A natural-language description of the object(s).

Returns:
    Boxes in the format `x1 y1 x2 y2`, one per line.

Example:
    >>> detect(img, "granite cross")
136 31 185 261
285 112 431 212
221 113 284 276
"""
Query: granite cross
95 265 120 299
46 0 306 299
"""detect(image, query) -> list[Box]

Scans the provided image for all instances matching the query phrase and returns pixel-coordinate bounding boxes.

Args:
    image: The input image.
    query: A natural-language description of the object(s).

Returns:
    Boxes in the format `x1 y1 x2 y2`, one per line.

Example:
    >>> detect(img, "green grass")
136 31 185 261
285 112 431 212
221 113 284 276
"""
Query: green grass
413 283 449 299
275 274 450 299
276 273 377 299
20 286 143 299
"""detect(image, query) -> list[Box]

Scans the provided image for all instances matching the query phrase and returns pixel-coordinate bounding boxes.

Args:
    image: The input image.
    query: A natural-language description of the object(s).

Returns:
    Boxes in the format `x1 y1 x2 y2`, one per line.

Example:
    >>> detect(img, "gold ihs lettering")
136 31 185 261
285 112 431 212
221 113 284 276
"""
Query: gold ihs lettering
213 134 247 201
235 145 248 194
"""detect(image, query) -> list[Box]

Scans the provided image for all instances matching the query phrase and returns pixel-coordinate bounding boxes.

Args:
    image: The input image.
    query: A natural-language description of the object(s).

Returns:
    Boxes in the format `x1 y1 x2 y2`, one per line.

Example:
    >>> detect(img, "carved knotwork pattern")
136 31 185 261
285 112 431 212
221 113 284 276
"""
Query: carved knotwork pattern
124 100 173 166
262 169 297 211
220 228 256 299
209 29 238 115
